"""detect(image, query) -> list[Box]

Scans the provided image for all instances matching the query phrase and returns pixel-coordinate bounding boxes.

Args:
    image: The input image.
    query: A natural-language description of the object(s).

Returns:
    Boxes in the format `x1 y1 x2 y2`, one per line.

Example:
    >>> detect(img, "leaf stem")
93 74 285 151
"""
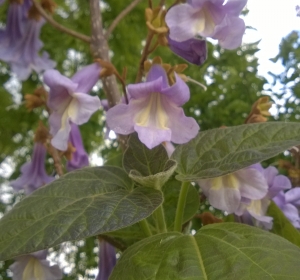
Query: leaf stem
154 205 167 233
174 181 190 232
139 219 152 237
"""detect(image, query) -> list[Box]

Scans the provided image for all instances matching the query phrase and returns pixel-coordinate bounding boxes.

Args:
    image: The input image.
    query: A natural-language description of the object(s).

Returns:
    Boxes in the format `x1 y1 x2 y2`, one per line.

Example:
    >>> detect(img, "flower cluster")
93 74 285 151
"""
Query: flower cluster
0 0 56 80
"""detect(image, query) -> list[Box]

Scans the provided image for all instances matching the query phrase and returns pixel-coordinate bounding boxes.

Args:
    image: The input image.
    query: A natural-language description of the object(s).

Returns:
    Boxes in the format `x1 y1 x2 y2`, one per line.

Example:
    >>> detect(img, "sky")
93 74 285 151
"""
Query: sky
243 0 299 80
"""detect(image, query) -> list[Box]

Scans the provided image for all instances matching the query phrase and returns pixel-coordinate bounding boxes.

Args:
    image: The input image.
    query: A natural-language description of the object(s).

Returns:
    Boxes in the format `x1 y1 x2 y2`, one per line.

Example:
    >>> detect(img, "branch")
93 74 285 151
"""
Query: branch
105 0 143 39
32 0 91 43
89 0 128 149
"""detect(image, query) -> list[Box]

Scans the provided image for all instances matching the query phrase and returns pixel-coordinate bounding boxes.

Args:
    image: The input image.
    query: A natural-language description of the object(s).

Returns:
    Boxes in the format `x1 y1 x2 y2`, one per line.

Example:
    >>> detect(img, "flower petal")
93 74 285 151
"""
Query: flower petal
214 15 245 49
106 104 135 135
69 93 101 125
71 63 101 93
223 0 247 16
236 167 268 200
127 77 162 99
44 69 77 109
134 124 171 149
161 73 190 106
166 4 199 42
146 64 169 88
285 187 300 207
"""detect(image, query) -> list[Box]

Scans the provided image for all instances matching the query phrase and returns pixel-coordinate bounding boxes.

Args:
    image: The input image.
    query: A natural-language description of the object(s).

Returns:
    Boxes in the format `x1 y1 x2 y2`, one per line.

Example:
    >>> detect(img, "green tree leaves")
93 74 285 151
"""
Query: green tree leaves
0 167 163 261
172 122 300 181
110 223 300 280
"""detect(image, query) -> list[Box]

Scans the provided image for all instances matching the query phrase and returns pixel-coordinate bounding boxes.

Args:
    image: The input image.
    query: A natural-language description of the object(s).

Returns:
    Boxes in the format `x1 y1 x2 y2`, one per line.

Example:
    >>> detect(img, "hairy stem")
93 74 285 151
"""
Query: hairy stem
139 219 153 237
174 181 190 232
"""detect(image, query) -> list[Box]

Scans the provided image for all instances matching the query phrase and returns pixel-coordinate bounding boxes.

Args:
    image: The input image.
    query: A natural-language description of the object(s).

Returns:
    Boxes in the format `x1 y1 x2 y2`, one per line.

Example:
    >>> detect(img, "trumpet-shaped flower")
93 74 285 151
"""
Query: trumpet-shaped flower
167 36 207 65
273 188 300 228
67 123 89 171
96 240 116 280
10 143 54 194
9 250 62 280
166 0 247 49
198 165 268 213
236 164 292 229
44 63 101 151
0 2 55 80
106 64 199 149
0 1 26 60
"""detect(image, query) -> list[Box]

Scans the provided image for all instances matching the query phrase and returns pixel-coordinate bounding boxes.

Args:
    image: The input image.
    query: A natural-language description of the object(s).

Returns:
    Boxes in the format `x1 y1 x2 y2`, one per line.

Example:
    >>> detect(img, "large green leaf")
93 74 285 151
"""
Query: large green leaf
0 166 163 261
172 122 300 181
267 201 300 247
105 179 199 248
123 133 169 176
110 223 300 280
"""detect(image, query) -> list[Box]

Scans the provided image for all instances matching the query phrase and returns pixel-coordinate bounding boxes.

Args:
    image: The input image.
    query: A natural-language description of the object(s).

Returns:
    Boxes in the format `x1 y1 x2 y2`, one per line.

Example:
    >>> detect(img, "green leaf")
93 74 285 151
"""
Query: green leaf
123 133 169 176
110 223 300 280
0 166 163 261
105 179 199 248
267 201 300 247
129 160 177 188
172 122 300 181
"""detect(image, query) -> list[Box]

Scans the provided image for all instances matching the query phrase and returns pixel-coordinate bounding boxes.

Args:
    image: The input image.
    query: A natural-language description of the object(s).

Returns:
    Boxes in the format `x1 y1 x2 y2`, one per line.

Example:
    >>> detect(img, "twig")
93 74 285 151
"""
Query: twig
135 31 154 83
31 0 91 43
105 0 143 39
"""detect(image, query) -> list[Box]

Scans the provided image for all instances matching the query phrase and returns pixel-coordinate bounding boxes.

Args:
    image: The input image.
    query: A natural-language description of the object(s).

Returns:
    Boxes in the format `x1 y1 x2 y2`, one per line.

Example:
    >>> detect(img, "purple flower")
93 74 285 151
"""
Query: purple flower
0 1 56 80
67 123 89 171
167 36 207 65
198 165 268 213
96 240 116 280
273 188 300 228
106 64 199 149
236 164 292 229
0 2 26 60
44 63 102 151
9 250 62 280
165 0 247 49
10 143 54 195
296 5 300 17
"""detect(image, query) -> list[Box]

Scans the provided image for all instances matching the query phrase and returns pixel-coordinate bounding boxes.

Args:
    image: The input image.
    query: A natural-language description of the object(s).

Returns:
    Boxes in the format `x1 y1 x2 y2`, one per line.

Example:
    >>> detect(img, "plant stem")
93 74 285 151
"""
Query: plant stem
135 31 155 83
32 0 90 43
139 219 152 237
154 205 167 233
174 181 190 232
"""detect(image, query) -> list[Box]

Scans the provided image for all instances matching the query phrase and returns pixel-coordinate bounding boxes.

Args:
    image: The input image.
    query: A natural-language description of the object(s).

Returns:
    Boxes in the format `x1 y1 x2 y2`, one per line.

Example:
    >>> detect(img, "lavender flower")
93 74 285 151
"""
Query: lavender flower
106 64 199 149
273 188 300 228
0 1 26 60
165 0 247 49
296 5 300 17
167 36 207 65
0 1 56 80
67 123 89 171
198 165 268 213
44 63 102 151
9 250 62 280
236 165 292 229
96 240 116 280
10 143 54 195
